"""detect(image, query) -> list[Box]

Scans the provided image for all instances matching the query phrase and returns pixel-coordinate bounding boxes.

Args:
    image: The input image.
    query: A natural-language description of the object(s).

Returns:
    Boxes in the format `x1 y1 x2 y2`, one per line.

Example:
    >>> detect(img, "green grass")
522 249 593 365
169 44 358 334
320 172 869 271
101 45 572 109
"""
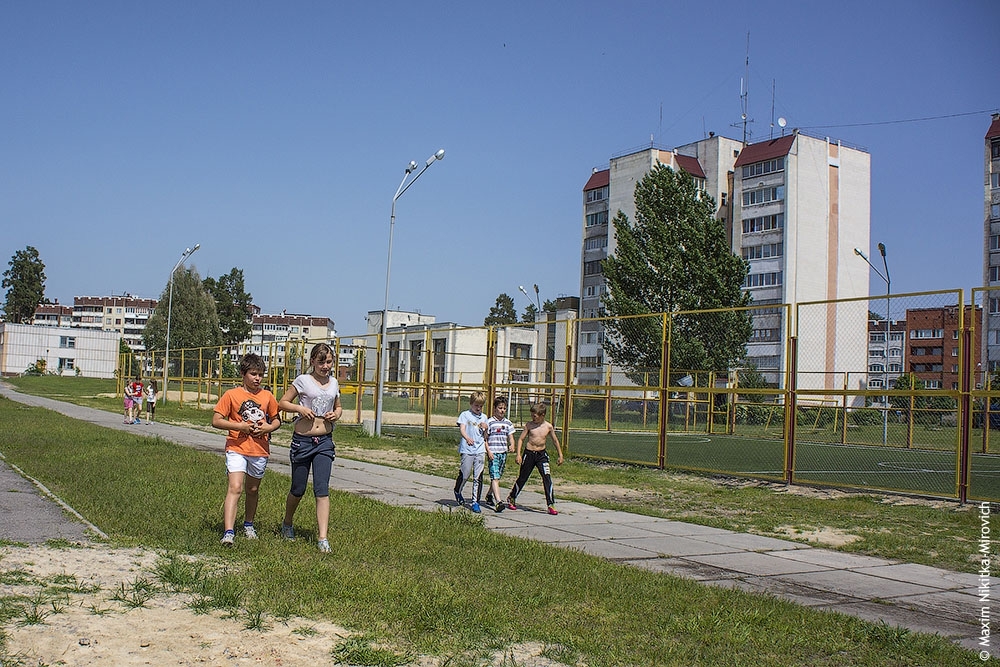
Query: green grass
5 375 994 573
0 393 985 665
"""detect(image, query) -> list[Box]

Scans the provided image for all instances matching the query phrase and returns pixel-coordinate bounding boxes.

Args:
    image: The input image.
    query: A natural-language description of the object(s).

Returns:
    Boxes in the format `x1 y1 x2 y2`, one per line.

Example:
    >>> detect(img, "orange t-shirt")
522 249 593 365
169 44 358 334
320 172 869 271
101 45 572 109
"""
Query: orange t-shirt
213 386 279 458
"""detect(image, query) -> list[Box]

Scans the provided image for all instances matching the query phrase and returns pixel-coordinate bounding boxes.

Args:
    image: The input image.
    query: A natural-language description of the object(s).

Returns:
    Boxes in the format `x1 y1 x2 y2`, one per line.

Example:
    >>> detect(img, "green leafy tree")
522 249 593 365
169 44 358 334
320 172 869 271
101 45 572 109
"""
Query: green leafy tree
203 268 253 346
521 304 538 323
602 164 752 384
484 293 518 326
143 267 223 376
2 246 47 323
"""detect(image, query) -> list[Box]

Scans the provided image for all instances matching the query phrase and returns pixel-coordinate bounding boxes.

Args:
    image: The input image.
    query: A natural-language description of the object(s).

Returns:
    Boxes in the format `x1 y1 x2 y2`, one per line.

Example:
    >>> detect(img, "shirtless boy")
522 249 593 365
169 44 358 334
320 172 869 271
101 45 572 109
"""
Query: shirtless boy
505 402 563 515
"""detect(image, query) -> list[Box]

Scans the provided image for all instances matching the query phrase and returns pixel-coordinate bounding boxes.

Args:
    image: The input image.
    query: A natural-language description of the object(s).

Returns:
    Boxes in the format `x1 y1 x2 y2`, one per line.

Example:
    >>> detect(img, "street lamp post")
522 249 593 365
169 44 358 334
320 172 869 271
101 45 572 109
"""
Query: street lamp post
163 244 200 403
375 149 445 437
855 244 891 444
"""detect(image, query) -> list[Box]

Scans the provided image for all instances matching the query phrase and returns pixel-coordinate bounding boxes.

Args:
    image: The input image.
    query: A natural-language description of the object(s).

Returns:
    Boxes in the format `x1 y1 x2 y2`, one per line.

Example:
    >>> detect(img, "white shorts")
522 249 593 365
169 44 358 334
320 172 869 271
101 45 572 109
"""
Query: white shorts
225 451 268 479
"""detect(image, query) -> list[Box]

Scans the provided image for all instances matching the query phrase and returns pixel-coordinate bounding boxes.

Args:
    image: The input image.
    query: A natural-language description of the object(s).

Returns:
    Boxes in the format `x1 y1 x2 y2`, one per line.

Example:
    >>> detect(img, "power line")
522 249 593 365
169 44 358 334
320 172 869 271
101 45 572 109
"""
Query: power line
801 108 998 130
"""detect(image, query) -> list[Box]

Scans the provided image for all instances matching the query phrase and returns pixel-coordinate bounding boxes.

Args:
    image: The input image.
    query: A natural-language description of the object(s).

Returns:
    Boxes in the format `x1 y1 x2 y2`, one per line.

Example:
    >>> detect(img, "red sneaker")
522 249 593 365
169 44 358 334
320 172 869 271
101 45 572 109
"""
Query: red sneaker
547 506 558 515
506 501 517 511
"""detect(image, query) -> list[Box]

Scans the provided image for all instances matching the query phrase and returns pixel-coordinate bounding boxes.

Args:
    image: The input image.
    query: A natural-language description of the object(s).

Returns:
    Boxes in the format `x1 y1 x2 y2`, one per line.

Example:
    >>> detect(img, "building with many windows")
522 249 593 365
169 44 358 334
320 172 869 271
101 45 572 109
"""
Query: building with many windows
982 113 1000 372
70 294 157 351
580 130 871 389
866 318 906 394
905 306 981 391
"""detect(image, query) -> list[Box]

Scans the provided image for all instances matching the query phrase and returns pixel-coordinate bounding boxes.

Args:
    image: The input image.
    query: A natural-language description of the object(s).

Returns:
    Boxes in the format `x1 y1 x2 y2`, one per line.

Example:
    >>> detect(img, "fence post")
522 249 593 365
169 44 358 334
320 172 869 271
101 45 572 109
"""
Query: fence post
561 318 573 455
423 329 432 437
657 314 670 469
784 336 798 485
959 327 973 503
841 373 849 445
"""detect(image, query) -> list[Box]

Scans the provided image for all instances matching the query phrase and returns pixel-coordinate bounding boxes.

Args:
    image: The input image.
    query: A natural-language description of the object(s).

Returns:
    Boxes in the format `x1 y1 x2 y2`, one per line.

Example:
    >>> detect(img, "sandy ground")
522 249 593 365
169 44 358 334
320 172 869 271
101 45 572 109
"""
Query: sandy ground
0 544 572 666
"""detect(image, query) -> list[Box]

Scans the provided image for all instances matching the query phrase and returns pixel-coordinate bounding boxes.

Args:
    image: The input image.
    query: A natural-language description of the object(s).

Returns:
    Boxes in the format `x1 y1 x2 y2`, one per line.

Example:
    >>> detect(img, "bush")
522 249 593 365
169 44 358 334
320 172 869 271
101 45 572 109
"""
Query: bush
849 409 882 426
735 403 774 425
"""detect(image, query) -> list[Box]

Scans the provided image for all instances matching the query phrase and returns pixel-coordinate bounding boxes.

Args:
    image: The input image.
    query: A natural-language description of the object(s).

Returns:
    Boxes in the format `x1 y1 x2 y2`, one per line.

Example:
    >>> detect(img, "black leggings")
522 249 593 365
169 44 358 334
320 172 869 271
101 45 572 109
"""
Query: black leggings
507 450 555 507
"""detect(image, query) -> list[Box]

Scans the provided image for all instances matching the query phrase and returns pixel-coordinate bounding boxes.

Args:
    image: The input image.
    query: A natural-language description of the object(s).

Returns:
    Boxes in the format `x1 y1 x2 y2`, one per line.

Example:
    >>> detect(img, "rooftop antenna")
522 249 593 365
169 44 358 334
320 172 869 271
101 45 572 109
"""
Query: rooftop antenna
732 31 753 145
769 79 776 140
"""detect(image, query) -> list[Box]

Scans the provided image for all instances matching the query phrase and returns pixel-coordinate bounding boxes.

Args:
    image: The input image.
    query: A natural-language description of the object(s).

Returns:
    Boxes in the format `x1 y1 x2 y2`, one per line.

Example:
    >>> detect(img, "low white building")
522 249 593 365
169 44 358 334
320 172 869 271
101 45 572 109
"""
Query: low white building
0 323 119 378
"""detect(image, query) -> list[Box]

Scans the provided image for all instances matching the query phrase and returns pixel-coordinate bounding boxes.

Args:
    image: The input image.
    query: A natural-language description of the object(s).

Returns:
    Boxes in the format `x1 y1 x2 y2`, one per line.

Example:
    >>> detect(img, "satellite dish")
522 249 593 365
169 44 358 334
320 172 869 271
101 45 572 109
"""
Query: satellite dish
777 117 787 128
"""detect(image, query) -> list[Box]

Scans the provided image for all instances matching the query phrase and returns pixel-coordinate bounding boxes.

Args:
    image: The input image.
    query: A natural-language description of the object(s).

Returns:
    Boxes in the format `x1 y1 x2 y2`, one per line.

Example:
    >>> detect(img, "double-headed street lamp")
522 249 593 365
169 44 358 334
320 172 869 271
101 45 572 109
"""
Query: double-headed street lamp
375 149 445 437
518 284 541 313
163 244 200 403
855 243 891 444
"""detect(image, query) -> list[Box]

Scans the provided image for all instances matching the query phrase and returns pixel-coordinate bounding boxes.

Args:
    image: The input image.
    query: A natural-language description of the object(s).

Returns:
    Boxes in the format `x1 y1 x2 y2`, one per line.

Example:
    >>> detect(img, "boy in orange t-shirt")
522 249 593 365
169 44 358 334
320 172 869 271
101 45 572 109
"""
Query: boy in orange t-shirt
212 353 281 545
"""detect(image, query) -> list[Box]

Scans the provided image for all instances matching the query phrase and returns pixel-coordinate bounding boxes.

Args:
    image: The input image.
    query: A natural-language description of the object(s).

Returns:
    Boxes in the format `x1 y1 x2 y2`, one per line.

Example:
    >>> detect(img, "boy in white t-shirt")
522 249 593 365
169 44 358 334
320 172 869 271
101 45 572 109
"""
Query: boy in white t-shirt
454 391 488 513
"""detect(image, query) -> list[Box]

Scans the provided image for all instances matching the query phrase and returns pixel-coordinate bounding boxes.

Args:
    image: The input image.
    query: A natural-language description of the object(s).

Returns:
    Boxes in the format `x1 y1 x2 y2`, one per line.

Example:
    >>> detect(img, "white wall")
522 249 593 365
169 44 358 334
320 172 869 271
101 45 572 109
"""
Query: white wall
0 323 119 378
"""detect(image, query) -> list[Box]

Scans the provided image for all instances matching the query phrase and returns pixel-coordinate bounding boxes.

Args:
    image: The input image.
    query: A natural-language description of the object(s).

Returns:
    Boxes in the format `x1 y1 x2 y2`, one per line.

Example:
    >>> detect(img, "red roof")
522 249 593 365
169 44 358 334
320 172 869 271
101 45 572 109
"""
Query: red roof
674 154 706 178
583 169 609 191
987 115 1000 140
734 134 796 167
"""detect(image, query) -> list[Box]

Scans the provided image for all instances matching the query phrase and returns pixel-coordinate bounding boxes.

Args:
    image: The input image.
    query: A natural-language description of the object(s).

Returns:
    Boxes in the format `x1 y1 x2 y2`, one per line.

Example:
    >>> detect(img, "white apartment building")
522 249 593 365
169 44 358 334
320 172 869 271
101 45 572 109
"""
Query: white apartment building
580 129 871 389
733 130 870 390
0 322 119 378
982 113 1000 372
71 295 157 351
245 311 337 368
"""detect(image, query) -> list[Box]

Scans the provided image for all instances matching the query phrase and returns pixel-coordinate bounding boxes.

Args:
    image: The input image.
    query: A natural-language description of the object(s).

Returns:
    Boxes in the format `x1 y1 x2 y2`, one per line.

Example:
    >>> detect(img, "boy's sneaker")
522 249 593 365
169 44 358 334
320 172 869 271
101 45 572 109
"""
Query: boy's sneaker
280 524 295 540
495 502 506 513
220 531 235 546
134 419 141 424
547 506 559 515
317 539 330 553
485 493 495 505
454 491 465 506
506 500 517 511
470 502 481 513
243 524 257 540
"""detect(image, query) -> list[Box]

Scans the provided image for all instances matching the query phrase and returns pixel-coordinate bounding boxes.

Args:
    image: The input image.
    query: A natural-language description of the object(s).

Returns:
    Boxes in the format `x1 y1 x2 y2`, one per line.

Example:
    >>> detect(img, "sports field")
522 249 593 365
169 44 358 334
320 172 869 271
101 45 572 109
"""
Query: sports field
390 424 1000 502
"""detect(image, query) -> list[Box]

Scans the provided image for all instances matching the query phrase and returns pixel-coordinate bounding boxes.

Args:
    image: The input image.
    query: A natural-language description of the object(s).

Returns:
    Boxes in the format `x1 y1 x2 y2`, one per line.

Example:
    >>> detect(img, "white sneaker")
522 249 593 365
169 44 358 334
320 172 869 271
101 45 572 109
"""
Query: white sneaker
220 532 235 545
318 539 330 553
243 524 257 540
281 524 295 540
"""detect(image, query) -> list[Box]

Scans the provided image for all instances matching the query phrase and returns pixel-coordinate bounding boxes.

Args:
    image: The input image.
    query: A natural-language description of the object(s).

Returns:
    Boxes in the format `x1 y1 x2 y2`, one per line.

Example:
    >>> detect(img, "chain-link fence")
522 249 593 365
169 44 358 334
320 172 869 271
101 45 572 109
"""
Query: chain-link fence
127 288 1000 502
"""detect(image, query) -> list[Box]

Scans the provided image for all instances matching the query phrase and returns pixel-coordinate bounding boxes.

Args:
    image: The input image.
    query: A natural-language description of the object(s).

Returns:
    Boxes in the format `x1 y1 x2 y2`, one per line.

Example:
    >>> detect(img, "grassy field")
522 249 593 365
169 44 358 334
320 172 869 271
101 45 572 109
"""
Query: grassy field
0 389 986 666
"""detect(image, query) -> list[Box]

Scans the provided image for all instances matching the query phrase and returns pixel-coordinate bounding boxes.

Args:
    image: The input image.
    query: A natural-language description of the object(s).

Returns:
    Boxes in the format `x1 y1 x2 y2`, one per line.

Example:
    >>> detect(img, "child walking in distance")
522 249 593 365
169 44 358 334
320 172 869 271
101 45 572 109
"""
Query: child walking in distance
454 391 488 513
212 354 281 545
145 380 158 424
484 396 516 513
129 376 144 424
277 343 342 553
507 402 564 515
122 382 134 424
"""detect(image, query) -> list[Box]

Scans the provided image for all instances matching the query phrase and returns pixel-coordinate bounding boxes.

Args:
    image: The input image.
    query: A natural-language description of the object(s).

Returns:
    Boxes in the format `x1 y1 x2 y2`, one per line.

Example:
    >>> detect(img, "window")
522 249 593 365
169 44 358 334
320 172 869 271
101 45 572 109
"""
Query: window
925 380 942 389
586 211 609 227
580 356 601 368
869 364 885 373
742 214 784 234
992 203 1000 220
952 365 959 373
992 173 1000 189
742 242 783 260
869 333 886 343
742 185 784 206
747 355 781 369
992 266 1000 283
58 358 74 372
870 349 886 358
432 339 446 382
741 157 784 178
584 235 608 250
750 328 780 342
584 260 603 276
952 347 959 356
510 343 531 360
993 140 1000 159
586 186 608 202
868 379 884 389
887 363 902 373
910 329 943 339
992 235 1000 251
744 271 783 288
59 336 75 349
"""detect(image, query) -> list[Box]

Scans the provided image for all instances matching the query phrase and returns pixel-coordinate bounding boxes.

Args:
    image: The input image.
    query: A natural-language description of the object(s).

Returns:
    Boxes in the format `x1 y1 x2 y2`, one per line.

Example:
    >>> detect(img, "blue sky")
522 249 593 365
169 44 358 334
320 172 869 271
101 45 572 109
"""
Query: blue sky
2 1 997 333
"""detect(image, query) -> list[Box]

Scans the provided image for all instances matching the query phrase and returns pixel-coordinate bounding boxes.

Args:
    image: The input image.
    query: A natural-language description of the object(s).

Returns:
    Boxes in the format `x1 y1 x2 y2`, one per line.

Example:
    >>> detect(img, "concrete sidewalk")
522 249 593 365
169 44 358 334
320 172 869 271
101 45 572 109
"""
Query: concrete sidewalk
0 384 992 655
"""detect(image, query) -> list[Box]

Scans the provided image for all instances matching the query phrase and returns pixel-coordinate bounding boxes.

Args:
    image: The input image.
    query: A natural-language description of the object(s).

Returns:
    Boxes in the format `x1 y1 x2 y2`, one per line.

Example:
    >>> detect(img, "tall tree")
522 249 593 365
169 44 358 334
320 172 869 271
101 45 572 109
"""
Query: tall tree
2 246 47 323
203 268 253 346
521 304 538 323
602 164 752 383
484 293 518 326
143 266 223 353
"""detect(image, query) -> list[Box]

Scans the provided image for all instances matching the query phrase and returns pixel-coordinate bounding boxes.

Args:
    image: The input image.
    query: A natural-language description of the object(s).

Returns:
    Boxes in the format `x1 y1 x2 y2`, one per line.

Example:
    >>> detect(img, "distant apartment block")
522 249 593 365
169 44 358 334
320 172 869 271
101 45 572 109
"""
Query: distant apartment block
31 301 73 327
580 129 871 388
71 294 157 351
866 319 905 392
983 113 1000 371
904 306 982 391
244 310 337 368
